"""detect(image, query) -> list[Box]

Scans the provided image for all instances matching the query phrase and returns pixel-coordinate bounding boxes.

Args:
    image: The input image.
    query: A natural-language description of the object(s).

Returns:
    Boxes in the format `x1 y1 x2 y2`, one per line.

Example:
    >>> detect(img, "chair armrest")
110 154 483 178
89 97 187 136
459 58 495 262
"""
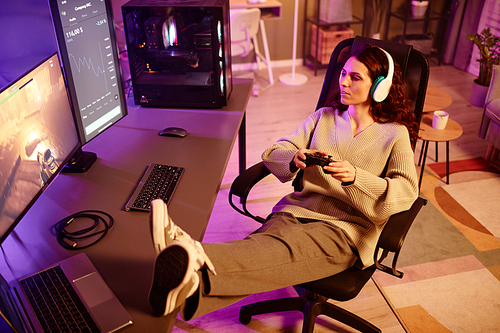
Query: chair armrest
229 161 271 222
374 196 427 277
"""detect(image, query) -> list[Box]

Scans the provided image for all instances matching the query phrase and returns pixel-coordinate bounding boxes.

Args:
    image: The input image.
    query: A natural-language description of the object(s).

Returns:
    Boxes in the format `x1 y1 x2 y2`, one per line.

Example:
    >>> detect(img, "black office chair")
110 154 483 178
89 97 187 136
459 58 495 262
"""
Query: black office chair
228 36 429 333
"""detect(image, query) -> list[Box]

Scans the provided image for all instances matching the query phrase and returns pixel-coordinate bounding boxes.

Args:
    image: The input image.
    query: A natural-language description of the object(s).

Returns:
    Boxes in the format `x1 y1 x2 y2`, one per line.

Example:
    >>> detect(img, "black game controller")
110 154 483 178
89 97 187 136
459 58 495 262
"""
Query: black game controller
303 152 335 174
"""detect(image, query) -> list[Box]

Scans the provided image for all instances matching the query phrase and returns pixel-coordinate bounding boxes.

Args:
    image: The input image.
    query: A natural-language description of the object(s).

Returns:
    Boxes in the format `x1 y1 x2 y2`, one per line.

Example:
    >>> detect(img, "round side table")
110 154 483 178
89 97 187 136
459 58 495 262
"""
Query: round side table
423 85 453 113
418 113 463 189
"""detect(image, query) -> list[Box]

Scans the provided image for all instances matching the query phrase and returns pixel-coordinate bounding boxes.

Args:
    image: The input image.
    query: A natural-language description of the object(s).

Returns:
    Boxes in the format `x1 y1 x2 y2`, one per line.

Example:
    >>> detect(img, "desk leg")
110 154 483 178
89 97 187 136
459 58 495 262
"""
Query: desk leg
418 140 429 190
239 114 247 175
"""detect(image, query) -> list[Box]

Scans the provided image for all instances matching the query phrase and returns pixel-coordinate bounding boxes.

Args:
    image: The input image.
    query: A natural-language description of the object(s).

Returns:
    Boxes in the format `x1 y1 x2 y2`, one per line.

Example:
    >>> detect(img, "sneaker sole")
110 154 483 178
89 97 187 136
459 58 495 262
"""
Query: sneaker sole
150 199 167 254
149 243 197 316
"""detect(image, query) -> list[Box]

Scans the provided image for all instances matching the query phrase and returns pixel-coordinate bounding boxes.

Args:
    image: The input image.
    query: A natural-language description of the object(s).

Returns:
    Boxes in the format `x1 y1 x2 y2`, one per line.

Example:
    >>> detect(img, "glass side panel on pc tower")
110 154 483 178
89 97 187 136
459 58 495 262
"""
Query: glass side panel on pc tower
121 0 232 108
48 0 128 173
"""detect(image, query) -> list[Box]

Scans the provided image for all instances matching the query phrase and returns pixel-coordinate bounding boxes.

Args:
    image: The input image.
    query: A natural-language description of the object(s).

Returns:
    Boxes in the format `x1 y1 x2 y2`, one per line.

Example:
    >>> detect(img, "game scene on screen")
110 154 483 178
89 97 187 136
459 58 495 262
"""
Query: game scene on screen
0 55 78 237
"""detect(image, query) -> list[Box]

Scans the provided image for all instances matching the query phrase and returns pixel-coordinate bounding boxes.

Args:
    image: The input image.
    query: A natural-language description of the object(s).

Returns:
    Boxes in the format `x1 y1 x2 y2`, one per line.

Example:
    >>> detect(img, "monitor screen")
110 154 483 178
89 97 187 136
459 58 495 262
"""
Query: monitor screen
48 0 127 146
0 53 81 245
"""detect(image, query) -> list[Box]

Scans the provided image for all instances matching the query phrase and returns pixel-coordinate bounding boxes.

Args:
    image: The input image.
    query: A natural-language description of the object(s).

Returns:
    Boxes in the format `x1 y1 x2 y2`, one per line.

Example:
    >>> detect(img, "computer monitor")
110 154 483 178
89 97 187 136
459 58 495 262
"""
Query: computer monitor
48 0 128 172
0 53 81 246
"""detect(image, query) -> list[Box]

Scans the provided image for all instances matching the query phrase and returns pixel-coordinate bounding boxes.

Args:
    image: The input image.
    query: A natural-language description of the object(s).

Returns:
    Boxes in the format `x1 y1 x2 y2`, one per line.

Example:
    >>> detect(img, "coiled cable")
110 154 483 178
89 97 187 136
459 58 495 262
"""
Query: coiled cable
54 210 114 250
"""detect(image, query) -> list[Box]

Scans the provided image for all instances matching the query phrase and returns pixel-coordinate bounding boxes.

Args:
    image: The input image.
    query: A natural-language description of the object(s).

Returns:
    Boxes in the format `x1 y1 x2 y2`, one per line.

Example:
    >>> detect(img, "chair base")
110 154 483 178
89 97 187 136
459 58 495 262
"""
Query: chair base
239 290 381 333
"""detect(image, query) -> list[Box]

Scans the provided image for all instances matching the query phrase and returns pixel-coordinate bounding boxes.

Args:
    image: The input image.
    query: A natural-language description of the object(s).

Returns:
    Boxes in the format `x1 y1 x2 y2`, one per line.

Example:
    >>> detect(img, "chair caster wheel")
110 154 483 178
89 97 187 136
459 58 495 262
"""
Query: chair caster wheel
251 84 259 97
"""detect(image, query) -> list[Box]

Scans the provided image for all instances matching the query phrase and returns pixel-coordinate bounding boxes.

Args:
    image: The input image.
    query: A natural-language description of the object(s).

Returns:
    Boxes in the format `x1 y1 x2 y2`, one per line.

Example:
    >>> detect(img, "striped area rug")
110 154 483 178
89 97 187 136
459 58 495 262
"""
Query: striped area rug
374 158 500 333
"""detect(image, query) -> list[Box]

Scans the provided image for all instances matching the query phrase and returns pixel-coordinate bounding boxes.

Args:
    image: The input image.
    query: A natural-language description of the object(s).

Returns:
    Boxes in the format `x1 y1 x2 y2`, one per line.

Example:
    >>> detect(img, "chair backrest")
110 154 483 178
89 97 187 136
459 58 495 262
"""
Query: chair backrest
316 36 429 125
230 8 261 43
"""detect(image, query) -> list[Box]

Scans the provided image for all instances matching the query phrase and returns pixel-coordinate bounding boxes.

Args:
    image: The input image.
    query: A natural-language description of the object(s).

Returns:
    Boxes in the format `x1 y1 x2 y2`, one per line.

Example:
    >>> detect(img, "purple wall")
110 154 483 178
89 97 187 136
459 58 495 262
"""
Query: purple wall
0 0 58 89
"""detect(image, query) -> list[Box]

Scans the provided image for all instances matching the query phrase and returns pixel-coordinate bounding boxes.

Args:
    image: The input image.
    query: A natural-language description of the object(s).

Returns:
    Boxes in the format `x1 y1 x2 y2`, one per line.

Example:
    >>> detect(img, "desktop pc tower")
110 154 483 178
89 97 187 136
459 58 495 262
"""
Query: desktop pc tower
122 0 232 108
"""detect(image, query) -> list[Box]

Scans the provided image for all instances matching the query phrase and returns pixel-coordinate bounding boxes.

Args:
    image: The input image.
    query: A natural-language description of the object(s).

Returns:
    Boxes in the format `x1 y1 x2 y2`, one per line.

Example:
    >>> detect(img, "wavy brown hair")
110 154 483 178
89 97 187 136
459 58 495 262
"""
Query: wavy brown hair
329 45 419 150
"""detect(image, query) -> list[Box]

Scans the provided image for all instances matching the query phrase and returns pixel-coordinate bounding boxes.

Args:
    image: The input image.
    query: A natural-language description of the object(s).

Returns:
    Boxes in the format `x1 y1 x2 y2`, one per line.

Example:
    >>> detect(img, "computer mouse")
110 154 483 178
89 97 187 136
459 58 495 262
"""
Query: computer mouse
159 127 187 137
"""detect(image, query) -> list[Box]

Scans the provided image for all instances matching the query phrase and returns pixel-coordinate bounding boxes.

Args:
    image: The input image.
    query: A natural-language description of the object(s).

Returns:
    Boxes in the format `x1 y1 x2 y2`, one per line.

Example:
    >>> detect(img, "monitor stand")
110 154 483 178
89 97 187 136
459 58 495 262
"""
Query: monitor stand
62 147 97 173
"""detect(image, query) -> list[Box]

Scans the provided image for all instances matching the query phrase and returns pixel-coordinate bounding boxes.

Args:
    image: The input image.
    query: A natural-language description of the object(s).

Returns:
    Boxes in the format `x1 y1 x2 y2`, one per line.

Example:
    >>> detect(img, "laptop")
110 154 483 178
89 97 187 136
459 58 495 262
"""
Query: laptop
0 254 133 333
0 53 132 332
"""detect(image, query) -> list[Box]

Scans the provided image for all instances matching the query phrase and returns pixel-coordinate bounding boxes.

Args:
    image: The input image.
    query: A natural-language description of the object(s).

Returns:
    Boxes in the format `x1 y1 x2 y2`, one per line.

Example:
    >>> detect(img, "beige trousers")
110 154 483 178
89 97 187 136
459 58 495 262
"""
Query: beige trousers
181 212 358 320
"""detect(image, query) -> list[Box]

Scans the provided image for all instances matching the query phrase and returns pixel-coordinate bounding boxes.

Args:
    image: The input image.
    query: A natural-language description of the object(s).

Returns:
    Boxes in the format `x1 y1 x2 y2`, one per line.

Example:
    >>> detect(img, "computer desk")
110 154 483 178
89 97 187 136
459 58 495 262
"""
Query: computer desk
0 78 253 332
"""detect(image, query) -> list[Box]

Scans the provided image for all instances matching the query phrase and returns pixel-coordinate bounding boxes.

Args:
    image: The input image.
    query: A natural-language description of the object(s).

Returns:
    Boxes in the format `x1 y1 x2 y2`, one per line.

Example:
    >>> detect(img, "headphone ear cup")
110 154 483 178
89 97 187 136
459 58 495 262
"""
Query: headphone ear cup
370 76 385 100
372 79 392 102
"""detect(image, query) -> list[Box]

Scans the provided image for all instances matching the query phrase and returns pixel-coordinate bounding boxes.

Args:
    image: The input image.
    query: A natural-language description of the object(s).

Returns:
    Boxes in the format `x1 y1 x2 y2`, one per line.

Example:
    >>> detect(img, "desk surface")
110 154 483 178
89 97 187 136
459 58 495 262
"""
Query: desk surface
0 78 253 332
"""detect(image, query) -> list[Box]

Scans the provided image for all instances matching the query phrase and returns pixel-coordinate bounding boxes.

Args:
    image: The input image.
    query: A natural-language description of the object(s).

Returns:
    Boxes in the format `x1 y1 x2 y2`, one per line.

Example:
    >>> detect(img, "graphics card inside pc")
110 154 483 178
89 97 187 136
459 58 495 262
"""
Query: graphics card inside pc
122 0 232 108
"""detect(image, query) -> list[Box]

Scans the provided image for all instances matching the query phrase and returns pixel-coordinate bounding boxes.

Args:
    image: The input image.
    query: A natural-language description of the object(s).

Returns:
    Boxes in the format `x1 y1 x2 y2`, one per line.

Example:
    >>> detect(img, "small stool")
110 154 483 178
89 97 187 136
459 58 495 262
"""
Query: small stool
418 113 463 189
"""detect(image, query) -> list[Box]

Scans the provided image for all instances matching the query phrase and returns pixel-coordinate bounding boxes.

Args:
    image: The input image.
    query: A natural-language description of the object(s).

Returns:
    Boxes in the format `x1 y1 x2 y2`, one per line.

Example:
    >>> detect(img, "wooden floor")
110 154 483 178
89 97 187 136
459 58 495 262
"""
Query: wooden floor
192 58 491 332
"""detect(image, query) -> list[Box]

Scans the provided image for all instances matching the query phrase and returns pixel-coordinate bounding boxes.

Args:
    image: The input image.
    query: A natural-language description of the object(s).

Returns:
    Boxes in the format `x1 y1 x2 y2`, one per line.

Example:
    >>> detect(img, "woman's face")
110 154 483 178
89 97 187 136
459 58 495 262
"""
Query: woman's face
339 57 373 107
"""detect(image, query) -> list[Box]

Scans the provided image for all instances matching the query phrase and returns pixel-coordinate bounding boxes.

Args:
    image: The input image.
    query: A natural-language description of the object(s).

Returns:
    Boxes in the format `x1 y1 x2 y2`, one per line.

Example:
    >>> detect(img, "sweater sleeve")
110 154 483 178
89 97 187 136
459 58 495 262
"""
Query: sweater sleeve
342 129 419 224
261 110 322 183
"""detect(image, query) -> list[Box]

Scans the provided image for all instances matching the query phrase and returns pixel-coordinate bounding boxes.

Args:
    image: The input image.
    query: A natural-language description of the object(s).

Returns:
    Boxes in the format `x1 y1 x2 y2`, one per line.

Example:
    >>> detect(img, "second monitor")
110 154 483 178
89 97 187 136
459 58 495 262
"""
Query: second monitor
49 0 128 172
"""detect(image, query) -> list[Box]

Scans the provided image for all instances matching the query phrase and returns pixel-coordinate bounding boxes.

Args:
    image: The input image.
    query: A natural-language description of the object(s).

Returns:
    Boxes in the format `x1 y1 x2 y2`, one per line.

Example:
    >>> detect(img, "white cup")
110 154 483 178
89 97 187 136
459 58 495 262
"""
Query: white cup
432 110 449 130
411 1 429 17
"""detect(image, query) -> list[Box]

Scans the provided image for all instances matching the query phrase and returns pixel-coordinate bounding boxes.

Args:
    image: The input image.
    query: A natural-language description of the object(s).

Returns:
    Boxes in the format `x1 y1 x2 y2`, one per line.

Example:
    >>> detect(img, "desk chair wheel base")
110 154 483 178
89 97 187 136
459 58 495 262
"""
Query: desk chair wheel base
238 289 381 333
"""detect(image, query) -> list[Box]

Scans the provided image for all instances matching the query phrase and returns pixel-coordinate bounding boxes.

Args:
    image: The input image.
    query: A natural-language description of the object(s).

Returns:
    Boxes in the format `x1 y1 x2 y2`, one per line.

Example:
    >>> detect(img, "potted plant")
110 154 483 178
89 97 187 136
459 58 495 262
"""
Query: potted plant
467 27 500 106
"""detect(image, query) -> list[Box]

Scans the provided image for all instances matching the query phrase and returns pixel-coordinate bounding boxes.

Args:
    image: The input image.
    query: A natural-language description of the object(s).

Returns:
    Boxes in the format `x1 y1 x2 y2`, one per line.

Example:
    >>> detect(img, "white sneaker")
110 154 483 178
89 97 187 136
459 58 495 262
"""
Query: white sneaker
149 199 216 274
149 241 202 316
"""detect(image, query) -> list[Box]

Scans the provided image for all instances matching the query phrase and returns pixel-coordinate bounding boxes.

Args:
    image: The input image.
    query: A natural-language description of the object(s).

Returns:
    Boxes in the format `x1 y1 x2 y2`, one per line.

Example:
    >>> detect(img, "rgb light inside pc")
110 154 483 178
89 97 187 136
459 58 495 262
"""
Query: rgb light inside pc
122 0 232 108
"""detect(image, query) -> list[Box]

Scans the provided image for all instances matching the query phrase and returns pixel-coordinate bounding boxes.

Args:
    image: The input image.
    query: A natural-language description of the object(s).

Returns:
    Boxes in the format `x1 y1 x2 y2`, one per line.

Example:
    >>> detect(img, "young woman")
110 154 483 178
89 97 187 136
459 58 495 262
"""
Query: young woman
148 45 419 321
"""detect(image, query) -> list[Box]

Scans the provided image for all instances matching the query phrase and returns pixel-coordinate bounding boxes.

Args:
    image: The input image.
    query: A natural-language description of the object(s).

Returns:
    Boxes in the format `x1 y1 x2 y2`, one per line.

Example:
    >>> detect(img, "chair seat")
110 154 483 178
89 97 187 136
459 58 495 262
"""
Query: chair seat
299 264 377 302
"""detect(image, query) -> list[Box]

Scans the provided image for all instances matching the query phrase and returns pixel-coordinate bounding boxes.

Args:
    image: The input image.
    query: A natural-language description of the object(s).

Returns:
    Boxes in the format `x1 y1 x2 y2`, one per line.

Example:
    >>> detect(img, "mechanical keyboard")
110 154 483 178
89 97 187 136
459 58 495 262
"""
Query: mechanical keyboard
125 163 184 212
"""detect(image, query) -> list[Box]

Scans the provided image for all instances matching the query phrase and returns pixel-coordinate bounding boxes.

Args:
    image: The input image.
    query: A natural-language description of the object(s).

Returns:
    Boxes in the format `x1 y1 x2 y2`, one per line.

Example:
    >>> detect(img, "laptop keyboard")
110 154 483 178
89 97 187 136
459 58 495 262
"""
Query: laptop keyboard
19 266 99 333
125 163 184 212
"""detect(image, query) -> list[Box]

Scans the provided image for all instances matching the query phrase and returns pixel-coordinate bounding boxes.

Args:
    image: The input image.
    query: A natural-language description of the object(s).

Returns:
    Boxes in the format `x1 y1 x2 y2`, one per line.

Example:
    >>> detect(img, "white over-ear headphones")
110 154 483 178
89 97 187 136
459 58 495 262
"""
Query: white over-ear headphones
369 48 394 102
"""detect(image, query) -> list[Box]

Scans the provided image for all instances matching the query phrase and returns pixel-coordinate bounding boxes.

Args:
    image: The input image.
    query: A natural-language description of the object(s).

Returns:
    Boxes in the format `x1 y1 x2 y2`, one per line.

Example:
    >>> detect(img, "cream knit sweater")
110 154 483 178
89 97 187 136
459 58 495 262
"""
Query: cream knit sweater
262 107 419 268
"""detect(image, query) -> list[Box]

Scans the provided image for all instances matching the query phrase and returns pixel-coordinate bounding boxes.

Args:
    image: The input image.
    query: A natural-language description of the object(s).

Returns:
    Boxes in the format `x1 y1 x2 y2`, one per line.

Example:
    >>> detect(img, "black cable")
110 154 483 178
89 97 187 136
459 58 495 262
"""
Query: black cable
54 210 114 250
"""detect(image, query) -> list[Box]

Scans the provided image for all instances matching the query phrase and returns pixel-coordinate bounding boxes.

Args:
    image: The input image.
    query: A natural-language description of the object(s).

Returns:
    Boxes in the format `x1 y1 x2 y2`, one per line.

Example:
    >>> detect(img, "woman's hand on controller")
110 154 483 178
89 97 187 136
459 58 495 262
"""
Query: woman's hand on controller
292 149 327 171
324 160 356 183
